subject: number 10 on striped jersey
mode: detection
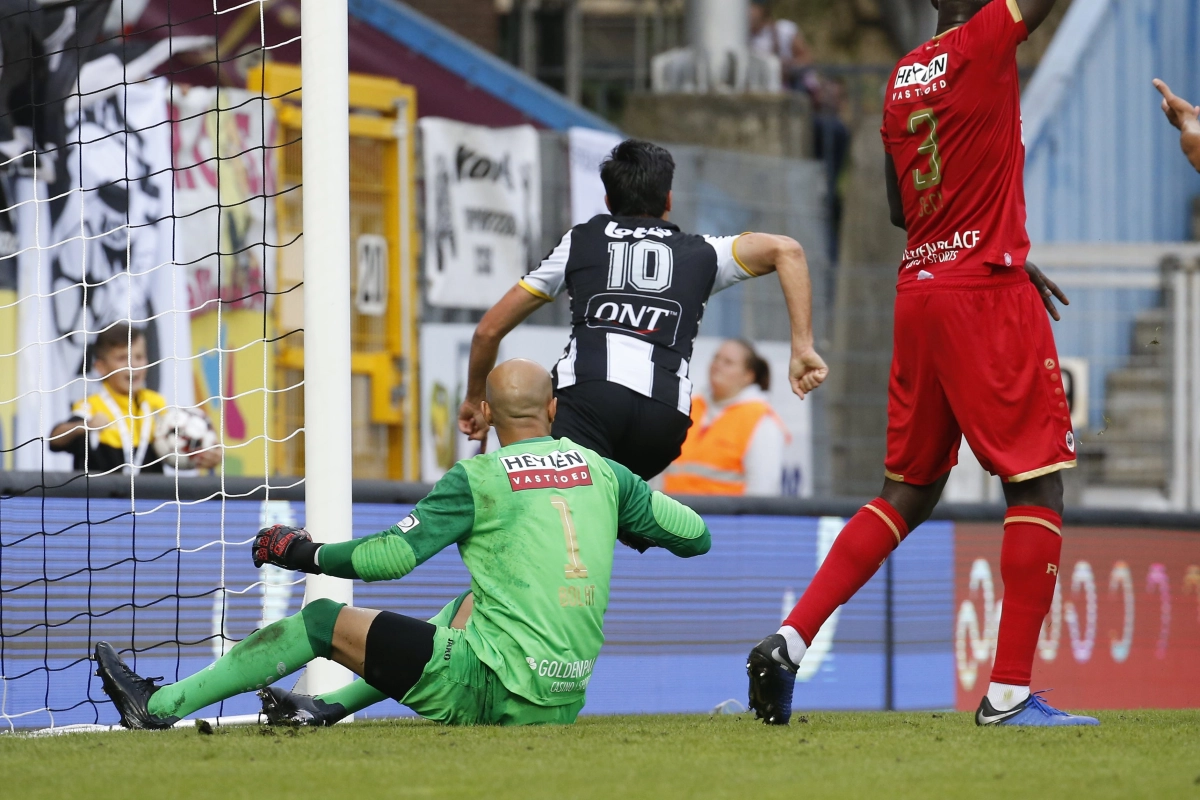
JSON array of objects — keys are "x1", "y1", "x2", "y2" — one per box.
[{"x1": 607, "y1": 240, "x2": 674, "y2": 292}]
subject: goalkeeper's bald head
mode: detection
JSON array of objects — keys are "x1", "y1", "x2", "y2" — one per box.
[{"x1": 483, "y1": 359, "x2": 557, "y2": 446}]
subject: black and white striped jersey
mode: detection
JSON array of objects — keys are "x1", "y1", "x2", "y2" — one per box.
[{"x1": 519, "y1": 214, "x2": 755, "y2": 416}]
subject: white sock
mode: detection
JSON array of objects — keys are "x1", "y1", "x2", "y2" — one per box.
[
  {"x1": 986, "y1": 682, "x2": 1030, "y2": 711},
  {"x1": 776, "y1": 625, "x2": 807, "y2": 667}
]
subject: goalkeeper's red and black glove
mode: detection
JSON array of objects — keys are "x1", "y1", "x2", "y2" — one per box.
[{"x1": 252, "y1": 524, "x2": 322, "y2": 573}]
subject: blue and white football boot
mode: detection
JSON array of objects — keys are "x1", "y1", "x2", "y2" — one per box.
[
  {"x1": 746, "y1": 633, "x2": 797, "y2": 725},
  {"x1": 975, "y1": 690, "x2": 1099, "y2": 727}
]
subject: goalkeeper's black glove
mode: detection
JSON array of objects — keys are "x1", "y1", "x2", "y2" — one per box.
[
  {"x1": 617, "y1": 530, "x2": 657, "y2": 554},
  {"x1": 252, "y1": 524, "x2": 322, "y2": 573}
]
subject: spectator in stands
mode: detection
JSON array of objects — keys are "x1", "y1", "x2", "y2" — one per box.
[
  {"x1": 749, "y1": 0, "x2": 816, "y2": 94},
  {"x1": 1154, "y1": 79, "x2": 1200, "y2": 172},
  {"x1": 749, "y1": 0, "x2": 848, "y2": 262},
  {"x1": 48, "y1": 323, "x2": 219, "y2": 474},
  {"x1": 664, "y1": 340, "x2": 788, "y2": 497}
]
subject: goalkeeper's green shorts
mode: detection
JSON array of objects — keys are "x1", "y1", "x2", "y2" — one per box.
[{"x1": 400, "y1": 593, "x2": 584, "y2": 727}]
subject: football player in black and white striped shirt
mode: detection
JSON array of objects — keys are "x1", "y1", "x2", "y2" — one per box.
[{"x1": 459, "y1": 139, "x2": 828, "y2": 480}]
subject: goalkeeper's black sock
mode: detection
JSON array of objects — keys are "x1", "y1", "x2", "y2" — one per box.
[{"x1": 147, "y1": 599, "x2": 344, "y2": 719}]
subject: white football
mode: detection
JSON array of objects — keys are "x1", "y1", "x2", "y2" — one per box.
[{"x1": 153, "y1": 407, "x2": 218, "y2": 470}]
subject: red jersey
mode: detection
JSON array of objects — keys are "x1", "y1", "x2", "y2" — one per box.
[{"x1": 881, "y1": 0, "x2": 1030, "y2": 289}]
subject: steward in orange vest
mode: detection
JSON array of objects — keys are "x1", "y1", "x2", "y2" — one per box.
[{"x1": 664, "y1": 388, "x2": 788, "y2": 495}]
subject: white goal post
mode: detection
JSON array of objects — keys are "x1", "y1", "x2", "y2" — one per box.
[{"x1": 299, "y1": 0, "x2": 355, "y2": 696}]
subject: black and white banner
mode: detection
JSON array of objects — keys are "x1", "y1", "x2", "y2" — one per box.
[
  {"x1": 419, "y1": 118, "x2": 540, "y2": 309},
  {"x1": 14, "y1": 78, "x2": 192, "y2": 471}
]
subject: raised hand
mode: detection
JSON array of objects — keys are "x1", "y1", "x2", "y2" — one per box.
[
  {"x1": 789, "y1": 347, "x2": 829, "y2": 400},
  {"x1": 457, "y1": 399, "x2": 488, "y2": 443},
  {"x1": 1154, "y1": 79, "x2": 1200, "y2": 172},
  {"x1": 1154, "y1": 79, "x2": 1200, "y2": 132}
]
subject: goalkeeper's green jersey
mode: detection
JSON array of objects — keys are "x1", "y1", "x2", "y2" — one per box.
[{"x1": 317, "y1": 436, "x2": 710, "y2": 707}]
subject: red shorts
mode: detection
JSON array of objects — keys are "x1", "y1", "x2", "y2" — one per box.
[{"x1": 885, "y1": 274, "x2": 1077, "y2": 485}]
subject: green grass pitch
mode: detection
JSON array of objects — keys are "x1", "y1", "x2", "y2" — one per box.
[{"x1": 4, "y1": 711, "x2": 1198, "y2": 799}]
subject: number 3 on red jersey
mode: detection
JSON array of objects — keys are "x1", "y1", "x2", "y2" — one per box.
[{"x1": 907, "y1": 108, "x2": 942, "y2": 190}]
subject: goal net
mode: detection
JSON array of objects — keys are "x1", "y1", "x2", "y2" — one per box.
[{"x1": 0, "y1": 0, "x2": 307, "y2": 730}]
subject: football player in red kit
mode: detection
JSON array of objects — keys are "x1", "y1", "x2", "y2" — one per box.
[{"x1": 747, "y1": 0, "x2": 1099, "y2": 727}]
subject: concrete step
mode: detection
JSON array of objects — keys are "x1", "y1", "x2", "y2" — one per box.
[
  {"x1": 1131, "y1": 308, "x2": 1170, "y2": 367},
  {"x1": 1106, "y1": 366, "x2": 1169, "y2": 392},
  {"x1": 1097, "y1": 440, "x2": 1170, "y2": 488},
  {"x1": 1103, "y1": 396, "x2": 1168, "y2": 435},
  {"x1": 1082, "y1": 308, "x2": 1172, "y2": 490},
  {"x1": 1102, "y1": 367, "x2": 1170, "y2": 435}
]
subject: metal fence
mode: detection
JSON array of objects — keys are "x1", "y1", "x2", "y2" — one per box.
[{"x1": 834, "y1": 243, "x2": 1200, "y2": 513}]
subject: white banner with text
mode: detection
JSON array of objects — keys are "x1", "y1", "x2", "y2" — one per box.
[{"x1": 420, "y1": 118, "x2": 541, "y2": 309}]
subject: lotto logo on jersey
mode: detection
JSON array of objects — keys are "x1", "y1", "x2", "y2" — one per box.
[
  {"x1": 501, "y1": 449, "x2": 594, "y2": 491},
  {"x1": 604, "y1": 221, "x2": 673, "y2": 240},
  {"x1": 894, "y1": 54, "x2": 949, "y2": 88}
]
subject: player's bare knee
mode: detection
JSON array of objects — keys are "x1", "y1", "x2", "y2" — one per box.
[
  {"x1": 331, "y1": 606, "x2": 381, "y2": 675},
  {"x1": 1003, "y1": 472, "x2": 1064, "y2": 516},
  {"x1": 880, "y1": 476, "x2": 945, "y2": 530}
]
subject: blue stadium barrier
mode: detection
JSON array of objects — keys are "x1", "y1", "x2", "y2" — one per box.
[{"x1": 3, "y1": 473, "x2": 1197, "y2": 727}]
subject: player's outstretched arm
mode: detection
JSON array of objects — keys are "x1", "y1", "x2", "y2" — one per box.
[
  {"x1": 459, "y1": 284, "x2": 548, "y2": 442},
  {"x1": 1015, "y1": 0, "x2": 1059, "y2": 34},
  {"x1": 608, "y1": 458, "x2": 711, "y2": 557},
  {"x1": 1154, "y1": 79, "x2": 1200, "y2": 173},
  {"x1": 253, "y1": 465, "x2": 476, "y2": 581},
  {"x1": 732, "y1": 233, "x2": 828, "y2": 399}
]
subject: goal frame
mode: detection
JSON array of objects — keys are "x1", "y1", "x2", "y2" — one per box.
[{"x1": 298, "y1": 0, "x2": 354, "y2": 697}]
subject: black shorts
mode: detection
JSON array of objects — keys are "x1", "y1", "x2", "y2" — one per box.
[{"x1": 551, "y1": 381, "x2": 692, "y2": 480}]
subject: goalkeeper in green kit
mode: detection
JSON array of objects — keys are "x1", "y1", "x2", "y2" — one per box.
[{"x1": 94, "y1": 359, "x2": 711, "y2": 728}]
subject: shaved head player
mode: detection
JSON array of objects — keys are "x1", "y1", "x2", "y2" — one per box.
[
  {"x1": 747, "y1": 0, "x2": 1099, "y2": 727},
  {"x1": 95, "y1": 360, "x2": 710, "y2": 729}
]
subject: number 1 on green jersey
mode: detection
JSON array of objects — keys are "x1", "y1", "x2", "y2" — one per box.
[{"x1": 551, "y1": 497, "x2": 589, "y2": 579}]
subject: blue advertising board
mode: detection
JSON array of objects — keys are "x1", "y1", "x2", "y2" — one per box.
[{"x1": 0, "y1": 497, "x2": 954, "y2": 729}]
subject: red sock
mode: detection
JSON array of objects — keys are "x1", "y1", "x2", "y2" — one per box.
[
  {"x1": 990, "y1": 505, "x2": 1063, "y2": 686},
  {"x1": 783, "y1": 499, "x2": 909, "y2": 645}
]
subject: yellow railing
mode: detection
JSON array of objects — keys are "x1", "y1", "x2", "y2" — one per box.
[{"x1": 250, "y1": 63, "x2": 419, "y2": 480}]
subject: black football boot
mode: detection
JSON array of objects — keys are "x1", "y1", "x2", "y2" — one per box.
[
  {"x1": 746, "y1": 633, "x2": 798, "y2": 725},
  {"x1": 93, "y1": 641, "x2": 179, "y2": 730},
  {"x1": 259, "y1": 686, "x2": 349, "y2": 727}
]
